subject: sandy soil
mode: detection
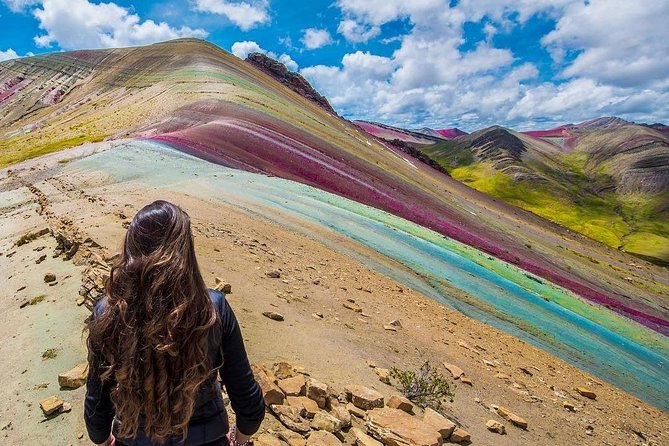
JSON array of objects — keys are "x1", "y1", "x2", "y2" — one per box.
[{"x1": 0, "y1": 144, "x2": 667, "y2": 446}]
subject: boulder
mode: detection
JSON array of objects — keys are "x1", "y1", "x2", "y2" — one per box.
[
  {"x1": 449, "y1": 427, "x2": 470, "y2": 443},
  {"x1": 251, "y1": 364, "x2": 285, "y2": 406},
  {"x1": 366, "y1": 407, "x2": 442, "y2": 446},
  {"x1": 486, "y1": 419, "x2": 505, "y2": 434},
  {"x1": 270, "y1": 404, "x2": 311, "y2": 433},
  {"x1": 40, "y1": 396, "x2": 64, "y2": 415},
  {"x1": 306, "y1": 431, "x2": 342, "y2": 446},
  {"x1": 351, "y1": 427, "x2": 383, "y2": 446},
  {"x1": 344, "y1": 385, "x2": 384, "y2": 410},
  {"x1": 279, "y1": 375, "x2": 306, "y2": 396},
  {"x1": 496, "y1": 406, "x2": 528, "y2": 429},
  {"x1": 306, "y1": 378, "x2": 329, "y2": 409},
  {"x1": 387, "y1": 395, "x2": 414, "y2": 414},
  {"x1": 44, "y1": 273, "x2": 56, "y2": 283},
  {"x1": 423, "y1": 407, "x2": 456, "y2": 439},
  {"x1": 310, "y1": 411, "x2": 342, "y2": 433},
  {"x1": 58, "y1": 363, "x2": 88, "y2": 389},
  {"x1": 287, "y1": 396, "x2": 319, "y2": 418},
  {"x1": 576, "y1": 388, "x2": 597, "y2": 399}
]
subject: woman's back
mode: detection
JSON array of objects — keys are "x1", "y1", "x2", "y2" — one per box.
[{"x1": 85, "y1": 201, "x2": 264, "y2": 446}]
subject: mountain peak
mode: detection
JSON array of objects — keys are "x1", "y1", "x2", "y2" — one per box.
[{"x1": 245, "y1": 52, "x2": 335, "y2": 114}]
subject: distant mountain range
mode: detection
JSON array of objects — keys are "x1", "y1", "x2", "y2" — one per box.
[{"x1": 355, "y1": 117, "x2": 669, "y2": 266}]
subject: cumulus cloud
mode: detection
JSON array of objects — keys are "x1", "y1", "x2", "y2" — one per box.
[
  {"x1": 2, "y1": 0, "x2": 38, "y2": 12},
  {"x1": 193, "y1": 0, "x2": 269, "y2": 31},
  {"x1": 337, "y1": 19, "x2": 380, "y2": 43},
  {"x1": 231, "y1": 40, "x2": 298, "y2": 71},
  {"x1": 0, "y1": 48, "x2": 20, "y2": 61},
  {"x1": 542, "y1": 0, "x2": 669, "y2": 89},
  {"x1": 298, "y1": 0, "x2": 669, "y2": 130},
  {"x1": 301, "y1": 28, "x2": 333, "y2": 50},
  {"x1": 30, "y1": 0, "x2": 207, "y2": 50}
]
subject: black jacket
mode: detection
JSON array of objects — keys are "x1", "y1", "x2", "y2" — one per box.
[{"x1": 84, "y1": 290, "x2": 265, "y2": 445}]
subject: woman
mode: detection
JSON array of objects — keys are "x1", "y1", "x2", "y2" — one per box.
[{"x1": 85, "y1": 200, "x2": 265, "y2": 446}]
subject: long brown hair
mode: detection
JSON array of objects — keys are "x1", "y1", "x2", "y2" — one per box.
[{"x1": 88, "y1": 200, "x2": 217, "y2": 442}]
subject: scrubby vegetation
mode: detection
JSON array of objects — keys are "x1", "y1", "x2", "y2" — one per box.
[{"x1": 390, "y1": 361, "x2": 454, "y2": 411}]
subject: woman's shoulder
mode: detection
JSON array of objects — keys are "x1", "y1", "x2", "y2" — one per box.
[
  {"x1": 92, "y1": 297, "x2": 109, "y2": 319},
  {"x1": 207, "y1": 288, "x2": 229, "y2": 316}
]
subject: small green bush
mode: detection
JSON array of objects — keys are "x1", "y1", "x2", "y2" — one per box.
[
  {"x1": 30, "y1": 295, "x2": 46, "y2": 305},
  {"x1": 390, "y1": 361, "x2": 454, "y2": 411},
  {"x1": 42, "y1": 348, "x2": 59, "y2": 360}
]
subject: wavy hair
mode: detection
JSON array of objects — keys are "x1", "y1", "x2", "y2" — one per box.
[{"x1": 88, "y1": 200, "x2": 217, "y2": 443}]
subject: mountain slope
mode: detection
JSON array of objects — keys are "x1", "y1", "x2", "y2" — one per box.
[
  {"x1": 418, "y1": 122, "x2": 669, "y2": 265},
  {"x1": 1, "y1": 39, "x2": 667, "y2": 337}
]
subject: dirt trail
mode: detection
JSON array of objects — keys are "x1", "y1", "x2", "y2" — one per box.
[{"x1": 0, "y1": 146, "x2": 667, "y2": 446}]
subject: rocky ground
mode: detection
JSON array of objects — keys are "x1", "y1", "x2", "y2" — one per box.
[{"x1": 0, "y1": 144, "x2": 667, "y2": 445}]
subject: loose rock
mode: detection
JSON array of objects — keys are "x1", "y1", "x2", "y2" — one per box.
[
  {"x1": 449, "y1": 427, "x2": 471, "y2": 444},
  {"x1": 387, "y1": 395, "x2": 414, "y2": 414},
  {"x1": 443, "y1": 362, "x2": 464, "y2": 379},
  {"x1": 270, "y1": 404, "x2": 311, "y2": 433},
  {"x1": 278, "y1": 375, "x2": 306, "y2": 396},
  {"x1": 375, "y1": 367, "x2": 391, "y2": 385},
  {"x1": 44, "y1": 272, "x2": 56, "y2": 283},
  {"x1": 344, "y1": 385, "x2": 384, "y2": 410},
  {"x1": 366, "y1": 407, "x2": 441, "y2": 446},
  {"x1": 351, "y1": 427, "x2": 383, "y2": 446},
  {"x1": 496, "y1": 406, "x2": 528, "y2": 429},
  {"x1": 263, "y1": 311, "x2": 284, "y2": 321},
  {"x1": 251, "y1": 364, "x2": 285, "y2": 406},
  {"x1": 423, "y1": 407, "x2": 456, "y2": 439},
  {"x1": 343, "y1": 302, "x2": 362, "y2": 312},
  {"x1": 287, "y1": 396, "x2": 319, "y2": 418},
  {"x1": 347, "y1": 402, "x2": 366, "y2": 419},
  {"x1": 306, "y1": 378, "x2": 329, "y2": 409},
  {"x1": 278, "y1": 430, "x2": 306, "y2": 446},
  {"x1": 58, "y1": 363, "x2": 88, "y2": 389},
  {"x1": 266, "y1": 270, "x2": 281, "y2": 278},
  {"x1": 310, "y1": 411, "x2": 342, "y2": 433},
  {"x1": 486, "y1": 419, "x2": 506, "y2": 434},
  {"x1": 40, "y1": 395, "x2": 64, "y2": 415},
  {"x1": 306, "y1": 431, "x2": 341, "y2": 446},
  {"x1": 330, "y1": 405, "x2": 351, "y2": 429},
  {"x1": 255, "y1": 434, "x2": 282, "y2": 446},
  {"x1": 576, "y1": 387, "x2": 597, "y2": 399}
]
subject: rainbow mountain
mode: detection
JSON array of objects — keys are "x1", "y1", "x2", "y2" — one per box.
[{"x1": 1, "y1": 39, "x2": 667, "y2": 409}]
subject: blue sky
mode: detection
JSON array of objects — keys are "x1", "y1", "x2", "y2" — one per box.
[{"x1": 1, "y1": 0, "x2": 668, "y2": 131}]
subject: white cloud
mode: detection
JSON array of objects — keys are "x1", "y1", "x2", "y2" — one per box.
[
  {"x1": 31, "y1": 0, "x2": 207, "y2": 50},
  {"x1": 0, "y1": 48, "x2": 19, "y2": 61},
  {"x1": 2, "y1": 0, "x2": 38, "y2": 12},
  {"x1": 193, "y1": 0, "x2": 269, "y2": 31},
  {"x1": 337, "y1": 19, "x2": 380, "y2": 43},
  {"x1": 231, "y1": 40, "x2": 298, "y2": 71},
  {"x1": 299, "y1": 0, "x2": 669, "y2": 130},
  {"x1": 301, "y1": 28, "x2": 333, "y2": 50},
  {"x1": 542, "y1": 0, "x2": 669, "y2": 88}
]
